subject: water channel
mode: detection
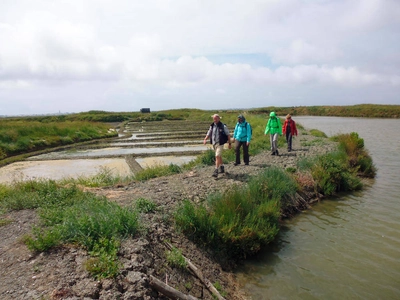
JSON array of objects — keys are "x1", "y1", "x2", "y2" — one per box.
[{"x1": 236, "y1": 117, "x2": 400, "y2": 300}]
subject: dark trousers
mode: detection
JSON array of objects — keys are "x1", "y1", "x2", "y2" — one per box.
[
  {"x1": 286, "y1": 132, "x2": 293, "y2": 150},
  {"x1": 235, "y1": 140, "x2": 249, "y2": 164}
]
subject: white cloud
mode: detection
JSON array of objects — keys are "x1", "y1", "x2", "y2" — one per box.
[
  {"x1": 272, "y1": 39, "x2": 342, "y2": 65},
  {"x1": 0, "y1": 0, "x2": 399, "y2": 115}
]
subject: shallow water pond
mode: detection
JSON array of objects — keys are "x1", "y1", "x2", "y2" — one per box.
[{"x1": 0, "y1": 158, "x2": 132, "y2": 183}]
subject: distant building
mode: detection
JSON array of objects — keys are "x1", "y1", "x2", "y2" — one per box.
[{"x1": 140, "y1": 108, "x2": 151, "y2": 113}]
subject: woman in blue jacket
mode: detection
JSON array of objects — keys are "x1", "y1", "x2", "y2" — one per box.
[{"x1": 232, "y1": 114, "x2": 252, "y2": 165}]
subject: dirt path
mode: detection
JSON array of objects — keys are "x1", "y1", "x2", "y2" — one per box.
[{"x1": 0, "y1": 132, "x2": 335, "y2": 299}]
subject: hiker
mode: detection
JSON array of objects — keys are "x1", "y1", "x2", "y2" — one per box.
[
  {"x1": 264, "y1": 111, "x2": 282, "y2": 156},
  {"x1": 283, "y1": 114, "x2": 298, "y2": 152},
  {"x1": 232, "y1": 114, "x2": 252, "y2": 165},
  {"x1": 203, "y1": 114, "x2": 231, "y2": 177}
]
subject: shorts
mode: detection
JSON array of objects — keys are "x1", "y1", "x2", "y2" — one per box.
[{"x1": 213, "y1": 144, "x2": 224, "y2": 157}]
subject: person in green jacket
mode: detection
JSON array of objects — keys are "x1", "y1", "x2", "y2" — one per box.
[{"x1": 264, "y1": 111, "x2": 282, "y2": 155}]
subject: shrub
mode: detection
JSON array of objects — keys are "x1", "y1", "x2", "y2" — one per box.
[
  {"x1": 293, "y1": 171, "x2": 315, "y2": 191},
  {"x1": 175, "y1": 168, "x2": 294, "y2": 259},
  {"x1": 247, "y1": 167, "x2": 297, "y2": 208},
  {"x1": 310, "y1": 152, "x2": 362, "y2": 196},
  {"x1": 333, "y1": 132, "x2": 377, "y2": 178}
]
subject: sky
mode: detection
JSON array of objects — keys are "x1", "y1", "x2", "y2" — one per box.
[{"x1": 0, "y1": 0, "x2": 399, "y2": 116}]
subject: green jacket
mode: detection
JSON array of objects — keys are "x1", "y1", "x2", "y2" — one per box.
[{"x1": 264, "y1": 112, "x2": 282, "y2": 135}]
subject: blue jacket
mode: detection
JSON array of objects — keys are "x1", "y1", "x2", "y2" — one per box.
[{"x1": 233, "y1": 121, "x2": 252, "y2": 143}]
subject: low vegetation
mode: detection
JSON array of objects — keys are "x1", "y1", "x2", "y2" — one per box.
[
  {"x1": 134, "y1": 163, "x2": 182, "y2": 181},
  {"x1": 1, "y1": 180, "x2": 139, "y2": 278},
  {"x1": 174, "y1": 132, "x2": 373, "y2": 259},
  {"x1": 60, "y1": 167, "x2": 135, "y2": 187},
  {"x1": 249, "y1": 104, "x2": 400, "y2": 118},
  {"x1": 0, "y1": 119, "x2": 117, "y2": 164},
  {"x1": 166, "y1": 246, "x2": 187, "y2": 269}
]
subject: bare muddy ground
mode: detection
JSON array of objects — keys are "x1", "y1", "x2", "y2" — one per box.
[{"x1": 0, "y1": 132, "x2": 336, "y2": 300}]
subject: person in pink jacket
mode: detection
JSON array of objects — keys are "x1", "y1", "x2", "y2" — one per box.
[{"x1": 282, "y1": 114, "x2": 298, "y2": 152}]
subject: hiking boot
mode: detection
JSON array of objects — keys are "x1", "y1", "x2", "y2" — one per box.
[
  {"x1": 233, "y1": 162, "x2": 240, "y2": 166},
  {"x1": 212, "y1": 169, "x2": 218, "y2": 177},
  {"x1": 219, "y1": 165, "x2": 225, "y2": 173},
  {"x1": 245, "y1": 163, "x2": 249, "y2": 165},
  {"x1": 275, "y1": 150, "x2": 279, "y2": 156}
]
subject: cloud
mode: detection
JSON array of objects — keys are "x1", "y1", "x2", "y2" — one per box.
[
  {"x1": 0, "y1": 0, "x2": 399, "y2": 115},
  {"x1": 271, "y1": 39, "x2": 342, "y2": 65}
]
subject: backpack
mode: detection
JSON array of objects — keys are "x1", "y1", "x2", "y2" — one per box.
[
  {"x1": 245, "y1": 122, "x2": 252, "y2": 136},
  {"x1": 210, "y1": 122, "x2": 228, "y2": 145}
]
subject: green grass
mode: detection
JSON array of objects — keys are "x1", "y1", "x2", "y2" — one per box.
[
  {"x1": 135, "y1": 198, "x2": 158, "y2": 213},
  {"x1": 0, "y1": 119, "x2": 117, "y2": 161},
  {"x1": 174, "y1": 167, "x2": 291, "y2": 259},
  {"x1": 0, "y1": 179, "x2": 138, "y2": 279},
  {"x1": 0, "y1": 218, "x2": 12, "y2": 227},
  {"x1": 166, "y1": 246, "x2": 187, "y2": 269},
  {"x1": 134, "y1": 163, "x2": 182, "y2": 181},
  {"x1": 60, "y1": 167, "x2": 135, "y2": 187},
  {"x1": 310, "y1": 129, "x2": 328, "y2": 138}
]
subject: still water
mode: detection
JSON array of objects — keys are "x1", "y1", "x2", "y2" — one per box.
[{"x1": 237, "y1": 117, "x2": 400, "y2": 300}]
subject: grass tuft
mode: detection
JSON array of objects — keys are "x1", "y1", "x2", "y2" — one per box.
[
  {"x1": 166, "y1": 246, "x2": 187, "y2": 269},
  {"x1": 134, "y1": 163, "x2": 182, "y2": 181}
]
